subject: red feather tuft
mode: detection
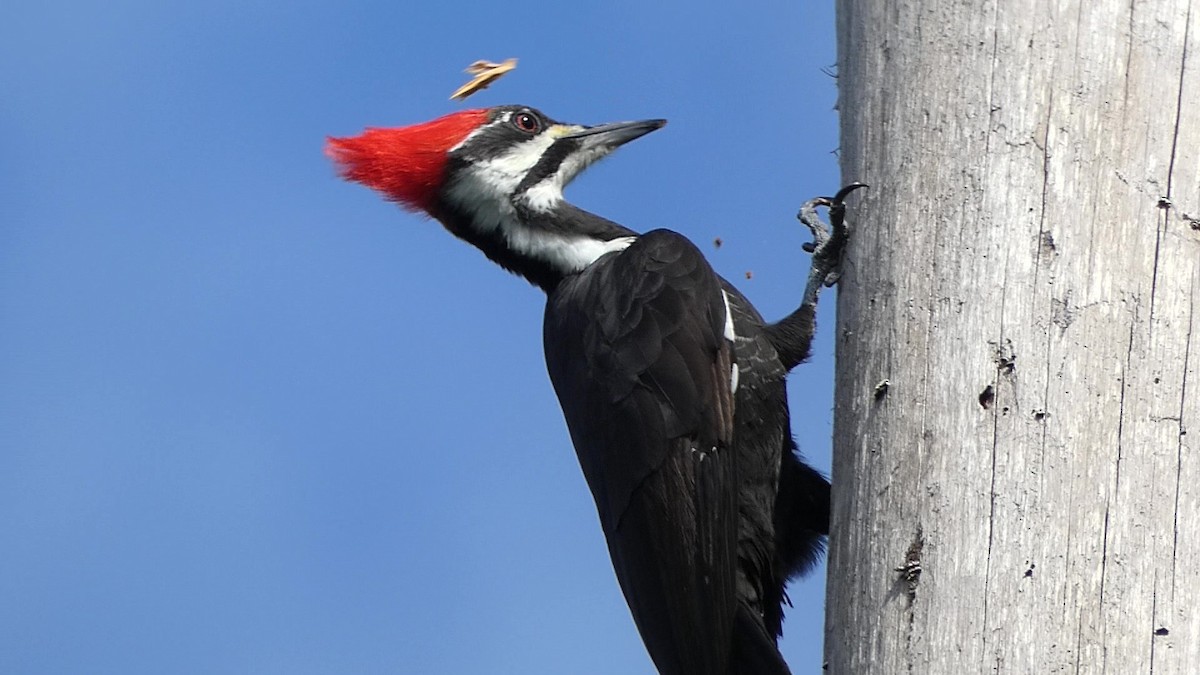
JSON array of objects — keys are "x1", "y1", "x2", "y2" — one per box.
[{"x1": 325, "y1": 109, "x2": 489, "y2": 213}]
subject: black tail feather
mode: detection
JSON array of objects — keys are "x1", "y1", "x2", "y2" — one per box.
[
  {"x1": 730, "y1": 602, "x2": 792, "y2": 675},
  {"x1": 763, "y1": 441, "x2": 830, "y2": 636}
]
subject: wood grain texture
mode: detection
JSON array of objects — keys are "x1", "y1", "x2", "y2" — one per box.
[{"x1": 828, "y1": 1, "x2": 1199, "y2": 672}]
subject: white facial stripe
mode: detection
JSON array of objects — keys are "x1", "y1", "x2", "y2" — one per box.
[
  {"x1": 442, "y1": 118, "x2": 636, "y2": 276},
  {"x1": 505, "y1": 232, "x2": 637, "y2": 273},
  {"x1": 444, "y1": 164, "x2": 637, "y2": 275},
  {"x1": 449, "y1": 114, "x2": 504, "y2": 153},
  {"x1": 443, "y1": 133, "x2": 558, "y2": 225},
  {"x1": 471, "y1": 134, "x2": 559, "y2": 196},
  {"x1": 520, "y1": 181, "x2": 563, "y2": 213}
]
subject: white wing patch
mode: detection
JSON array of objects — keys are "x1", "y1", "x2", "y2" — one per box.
[
  {"x1": 721, "y1": 290, "x2": 739, "y2": 394},
  {"x1": 721, "y1": 290, "x2": 736, "y2": 341}
]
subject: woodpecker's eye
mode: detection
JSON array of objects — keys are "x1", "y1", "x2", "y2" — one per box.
[{"x1": 512, "y1": 111, "x2": 540, "y2": 134}]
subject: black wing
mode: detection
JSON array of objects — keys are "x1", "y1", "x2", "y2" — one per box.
[{"x1": 544, "y1": 229, "x2": 738, "y2": 675}]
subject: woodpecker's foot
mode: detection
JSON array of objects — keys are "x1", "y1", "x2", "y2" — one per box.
[{"x1": 799, "y1": 182, "x2": 868, "y2": 306}]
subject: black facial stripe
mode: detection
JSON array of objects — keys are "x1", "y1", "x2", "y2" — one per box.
[{"x1": 514, "y1": 138, "x2": 577, "y2": 196}]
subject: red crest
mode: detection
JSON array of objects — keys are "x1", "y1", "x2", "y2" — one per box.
[{"x1": 326, "y1": 109, "x2": 489, "y2": 212}]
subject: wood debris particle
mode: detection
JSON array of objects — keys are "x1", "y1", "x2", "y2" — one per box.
[{"x1": 450, "y1": 58, "x2": 518, "y2": 100}]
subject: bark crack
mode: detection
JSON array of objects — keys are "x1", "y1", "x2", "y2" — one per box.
[
  {"x1": 1152, "y1": 0, "x2": 1192, "y2": 328},
  {"x1": 1036, "y1": 93, "x2": 1056, "y2": 498},
  {"x1": 1165, "y1": 0, "x2": 1192, "y2": 201},
  {"x1": 1098, "y1": 288, "x2": 1136, "y2": 670},
  {"x1": 1149, "y1": 572, "x2": 1159, "y2": 673},
  {"x1": 1033, "y1": 97, "x2": 1054, "y2": 289},
  {"x1": 981, "y1": 233, "x2": 1010, "y2": 660},
  {"x1": 1171, "y1": 272, "x2": 1195, "y2": 602},
  {"x1": 1098, "y1": 508, "x2": 1112, "y2": 672},
  {"x1": 1039, "y1": 295, "x2": 1054, "y2": 486},
  {"x1": 1121, "y1": 0, "x2": 1136, "y2": 111},
  {"x1": 1115, "y1": 310, "x2": 1138, "y2": 502},
  {"x1": 983, "y1": 0, "x2": 1001, "y2": 158}
]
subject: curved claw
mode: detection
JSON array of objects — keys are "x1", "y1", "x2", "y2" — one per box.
[
  {"x1": 797, "y1": 183, "x2": 867, "y2": 253},
  {"x1": 796, "y1": 181, "x2": 868, "y2": 306},
  {"x1": 833, "y1": 181, "x2": 869, "y2": 204}
]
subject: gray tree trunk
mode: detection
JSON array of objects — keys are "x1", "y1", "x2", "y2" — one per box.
[{"x1": 826, "y1": 1, "x2": 1200, "y2": 672}]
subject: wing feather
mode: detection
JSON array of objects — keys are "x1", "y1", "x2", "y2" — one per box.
[{"x1": 544, "y1": 229, "x2": 737, "y2": 675}]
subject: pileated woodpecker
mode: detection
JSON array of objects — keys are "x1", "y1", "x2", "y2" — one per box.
[{"x1": 326, "y1": 105, "x2": 863, "y2": 675}]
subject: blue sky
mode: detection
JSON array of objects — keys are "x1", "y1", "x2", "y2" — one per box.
[{"x1": 1, "y1": 2, "x2": 841, "y2": 672}]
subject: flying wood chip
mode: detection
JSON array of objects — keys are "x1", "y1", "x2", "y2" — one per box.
[{"x1": 450, "y1": 58, "x2": 518, "y2": 100}]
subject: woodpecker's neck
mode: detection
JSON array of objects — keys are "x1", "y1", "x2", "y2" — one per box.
[{"x1": 434, "y1": 190, "x2": 638, "y2": 293}]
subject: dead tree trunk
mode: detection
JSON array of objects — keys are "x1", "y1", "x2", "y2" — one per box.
[{"x1": 826, "y1": 1, "x2": 1200, "y2": 672}]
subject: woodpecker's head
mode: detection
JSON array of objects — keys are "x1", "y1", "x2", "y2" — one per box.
[
  {"x1": 326, "y1": 105, "x2": 665, "y2": 218},
  {"x1": 326, "y1": 105, "x2": 665, "y2": 288}
]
